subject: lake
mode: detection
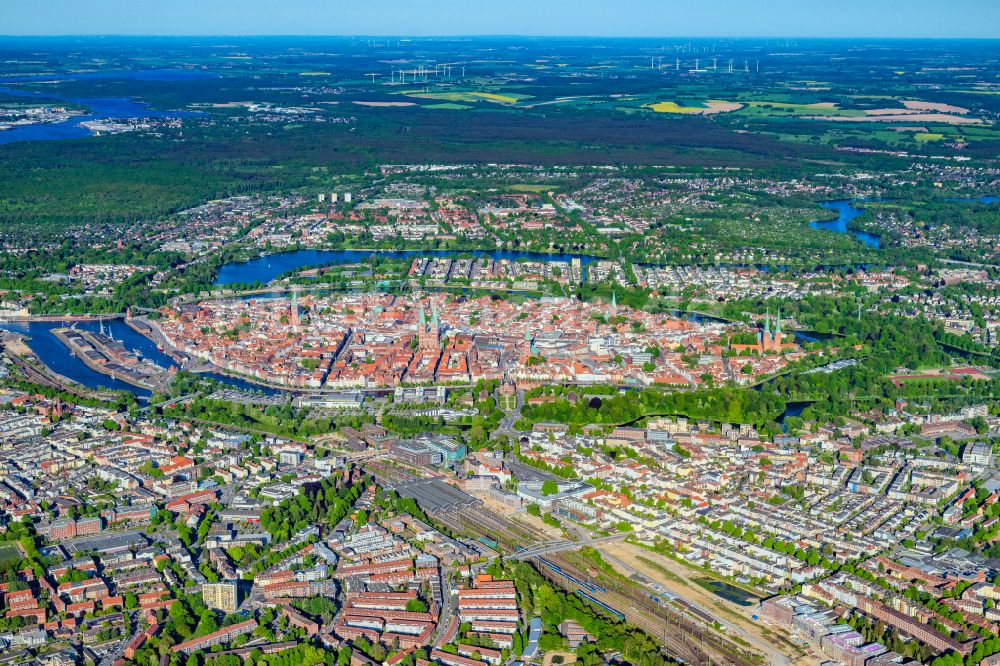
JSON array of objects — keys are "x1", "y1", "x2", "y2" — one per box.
[
  {"x1": 809, "y1": 200, "x2": 881, "y2": 249},
  {"x1": 214, "y1": 248, "x2": 603, "y2": 286},
  {"x1": 0, "y1": 69, "x2": 216, "y2": 85}
]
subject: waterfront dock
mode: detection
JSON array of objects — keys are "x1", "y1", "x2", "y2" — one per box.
[{"x1": 52, "y1": 327, "x2": 173, "y2": 391}]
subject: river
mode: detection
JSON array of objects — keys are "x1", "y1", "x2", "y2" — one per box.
[
  {"x1": 0, "y1": 69, "x2": 209, "y2": 144},
  {"x1": 809, "y1": 200, "x2": 881, "y2": 249},
  {"x1": 214, "y1": 248, "x2": 603, "y2": 286},
  {"x1": 216, "y1": 198, "x2": 883, "y2": 287},
  {"x1": 776, "y1": 401, "x2": 812, "y2": 425},
  {"x1": 0, "y1": 199, "x2": 878, "y2": 398},
  {"x1": 0, "y1": 319, "x2": 278, "y2": 398},
  {"x1": 948, "y1": 195, "x2": 999, "y2": 204},
  {"x1": 808, "y1": 196, "x2": 998, "y2": 248}
]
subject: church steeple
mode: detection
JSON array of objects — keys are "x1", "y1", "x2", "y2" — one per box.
[
  {"x1": 290, "y1": 286, "x2": 301, "y2": 328},
  {"x1": 417, "y1": 301, "x2": 440, "y2": 351}
]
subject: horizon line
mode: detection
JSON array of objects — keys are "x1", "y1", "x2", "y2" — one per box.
[{"x1": 1, "y1": 33, "x2": 999, "y2": 40}]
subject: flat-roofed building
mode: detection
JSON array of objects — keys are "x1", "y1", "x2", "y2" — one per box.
[{"x1": 202, "y1": 582, "x2": 238, "y2": 613}]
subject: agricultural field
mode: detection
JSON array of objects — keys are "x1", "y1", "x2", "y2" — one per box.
[
  {"x1": 1, "y1": 36, "x2": 999, "y2": 229},
  {"x1": 644, "y1": 100, "x2": 743, "y2": 114},
  {"x1": 398, "y1": 89, "x2": 530, "y2": 105}
]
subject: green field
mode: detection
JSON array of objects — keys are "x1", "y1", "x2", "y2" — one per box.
[
  {"x1": 399, "y1": 90, "x2": 530, "y2": 104},
  {"x1": 423, "y1": 102, "x2": 473, "y2": 110},
  {"x1": 0, "y1": 543, "x2": 21, "y2": 565}
]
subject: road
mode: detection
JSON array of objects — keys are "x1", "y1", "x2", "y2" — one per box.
[
  {"x1": 423, "y1": 498, "x2": 758, "y2": 666},
  {"x1": 600, "y1": 549, "x2": 793, "y2": 666},
  {"x1": 138, "y1": 392, "x2": 199, "y2": 413},
  {"x1": 539, "y1": 553, "x2": 748, "y2": 666},
  {"x1": 98, "y1": 611, "x2": 141, "y2": 666},
  {"x1": 561, "y1": 519, "x2": 800, "y2": 665},
  {"x1": 493, "y1": 387, "x2": 524, "y2": 438},
  {"x1": 432, "y1": 567, "x2": 456, "y2": 646}
]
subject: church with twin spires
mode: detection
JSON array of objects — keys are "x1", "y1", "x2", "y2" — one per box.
[
  {"x1": 417, "y1": 304, "x2": 441, "y2": 350},
  {"x1": 759, "y1": 309, "x2": 785, "y2": 353}
]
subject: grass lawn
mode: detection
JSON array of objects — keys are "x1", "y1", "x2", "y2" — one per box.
[
  {"x1": 508, "y1": 184, "x2": 552, "y2": 193},
  {"x1": 0, "y1": 543, "x2": 21, "y2": 565}
]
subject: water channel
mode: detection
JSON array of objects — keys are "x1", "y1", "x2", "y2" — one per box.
[
  {"x1": 0, "y1": 69, "x2": 209, "y2": 144},
  {"x1": 808, "y1": 199, "x2": 880, "y2": 249},
  {"x1": 0, "y1": 198, "x2": 961, "y2": 396},
  {"x1": 0, "y1": 319, "x2": 278, "y2": 398}
]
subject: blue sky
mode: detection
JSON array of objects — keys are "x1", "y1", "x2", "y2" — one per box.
[{"x1": 2, "y1": 0, "x2": 998, "y2": 38}]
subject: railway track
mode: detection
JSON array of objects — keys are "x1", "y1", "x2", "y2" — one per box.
[
  {"x1": 8, "y1": 351, "x2": 119, "y2": 402},
  {"x1": 432, "y1": 505, "x2": 539, "y2": 549},
  {"x1": 363, "y1": 468, "x2": 761, "y2": 665},
  {"x1": 425, "y1": 500, "x2": 759, "y2": 666},
  {"x1": 365, "y1": 461, "x2": 416, "y2": 486},
  {"x1": 546, "y1": 554, "x2": 760, "y2": 666}
]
